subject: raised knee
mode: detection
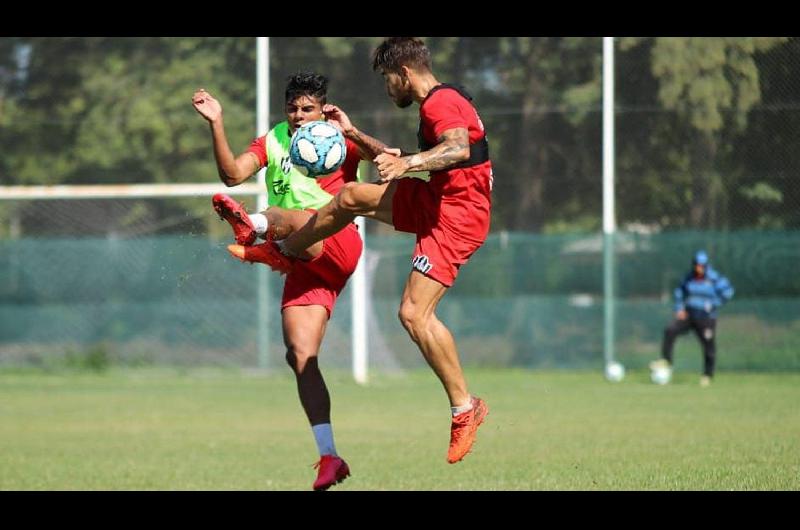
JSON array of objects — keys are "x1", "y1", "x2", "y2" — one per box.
[{"x1": 336, "y1": 182, "x2": 361, "y2": 212}]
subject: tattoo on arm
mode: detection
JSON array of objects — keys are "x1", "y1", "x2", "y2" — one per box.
[
  {"x1": 347, "y1": 128, "x2": 389, "y2": 160},
  {"x1": 406, "y1": 128, "x2": 470, "y2": 172}
]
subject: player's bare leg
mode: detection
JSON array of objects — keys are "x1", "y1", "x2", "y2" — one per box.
[
  {"x1": 281, "y1": 181, "x2": 396, "y2": 256},
  {"x1": 283, "y1": 305, "x2": 330, "y2": 424},
  {"x1": 259, "y1": 207, "x2": 325, "y2": 258},
  {"x1": 255, "y1": 205, "x2": 322, "y2": 254},
  {"x1": 226, "y1": 206, "x2": 324, "y2": 273},
  {"x1": 399, "y1": 271, "x2": 469, "y2": 405},
  {"x1": 214, "y1": 193, "x2": 323, "y2": 254},
  {"x1": 283, "y1": 304, "x2": 350, "y2": 490},
  {"x1": 398, "y1": 271, "x2": 488, "y2": 463}
]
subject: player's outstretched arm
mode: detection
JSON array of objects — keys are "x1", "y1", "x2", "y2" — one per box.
[
  {"x1": 192, "y1": 88, "x2": 261, "y2": 187},
  {"x1": 323, "y1": 103, "x2": 389, "y2": 161}
]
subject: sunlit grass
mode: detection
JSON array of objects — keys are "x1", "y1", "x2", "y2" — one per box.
[{"x1": 1, "y1": 368, "x2": 798, "y2": 490}]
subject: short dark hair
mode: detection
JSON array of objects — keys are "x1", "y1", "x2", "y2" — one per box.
[
  {"x1": 372, "y1": 37, "x2": 431, "y2": 74},
  {"x1": 285, "y1": 72, "x2": 328, "y2": 104}
]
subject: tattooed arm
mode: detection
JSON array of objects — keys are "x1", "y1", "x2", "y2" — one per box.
[
  {"x1": 405, "y1": 128, "x2": 469, "y2": 172},
  {"x1": 345, "y1": 126, "x2": 392, "y2": 161},
  {"x1": 323, "y1": 103, "x2": 391, "y2": 161},
  {"x1": 374, "y1": 127, "x2": 470, "y2": 181}
]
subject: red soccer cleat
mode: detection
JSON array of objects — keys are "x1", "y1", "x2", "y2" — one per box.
[
  {"x1": 312, "y1": 455, "x2": 350, "y2": 491},
  {"x1": 447, "y1": 396, "x2": 489, "y2": 464},
  {"x1": 212, "y1": 193, "x2": 257, "y2": 246},
  {"x1": 227, "y1": 242, "x2": 294, "y2": 275}
]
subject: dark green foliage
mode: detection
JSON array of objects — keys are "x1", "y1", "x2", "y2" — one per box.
[{"x1": 2, "y1": 37, "x2": 798, "y2": 233}]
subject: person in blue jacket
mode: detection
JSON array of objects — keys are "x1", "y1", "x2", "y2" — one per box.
[{"x1": 650, "y1": 250, "x2": 735, "y2": 386}]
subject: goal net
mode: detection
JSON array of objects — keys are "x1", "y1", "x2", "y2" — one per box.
[{"x1": 0, "y1": 184, "x2": 401, "y2": 377}]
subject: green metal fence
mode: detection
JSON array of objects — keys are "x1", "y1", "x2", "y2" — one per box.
[{"x1": 2, "y1": 230, "x2": 798, "y2": 372}]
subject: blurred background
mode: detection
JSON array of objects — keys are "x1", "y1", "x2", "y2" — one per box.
[{"x1": 1, "y1": 37, "x2": 799, "y2": 374}]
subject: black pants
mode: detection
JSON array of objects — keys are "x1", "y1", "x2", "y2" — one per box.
[{"x1": 661, "y1": 317, "x2": 717, "y2": 377}]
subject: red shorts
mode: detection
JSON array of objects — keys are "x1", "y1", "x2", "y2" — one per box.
[
  {"x1": 392, "y1": 177, "x2": 490, "y2": 287},
  {"x1": 281, "y1": 222, "x2": 363, "y2": 317}
]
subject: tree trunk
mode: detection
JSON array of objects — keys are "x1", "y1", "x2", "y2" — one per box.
[
  {"x1": 690, "y1": 132, "x2": 717, "y2": 228},
  {"x1": 514, "y1": 42, "x2": 546, "y2": 231}
]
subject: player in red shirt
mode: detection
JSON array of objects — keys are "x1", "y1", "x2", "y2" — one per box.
[
  {"x1": 193, "y1": 73, "x2": 390, "y2": 490},
  {"x1": 277, "y1": 38, "x2": 492, "y2": 465}
]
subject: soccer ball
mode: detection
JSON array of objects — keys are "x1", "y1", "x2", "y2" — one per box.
[
  {"x1": 651, "y1": 366, "x2": 672, "y2": 385},
  {"x1": 289, "y1": 120, "x2": 347, "y2": 178},
  {"x1": 604, "y1": 362, "x2": 625, "y2": 382}
]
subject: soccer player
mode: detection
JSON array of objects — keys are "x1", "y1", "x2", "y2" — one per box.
[
  {"x1": 252, "y1": 37, "x2": 493, "y2": 464},
  {"x1": 192, "y1": 73, "x2": 389, "y2": 490},
  {"x1": 650, "y1": 250, "x2": 735, "y2": 387}
]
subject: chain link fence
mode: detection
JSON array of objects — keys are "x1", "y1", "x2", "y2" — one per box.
[{"x1": 1, "y1": 37, "x2": 799, "y2": 372}]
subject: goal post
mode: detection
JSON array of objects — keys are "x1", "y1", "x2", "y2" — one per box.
[
  {"x1": 0, "y1": 183, "x2": 264, "y2": 200},
  {"x1": 0, "y1": 181, "x2": 371, "y2": 380},
  {"x1": 602, "y1": 36, "x2": 618, "y2": 373}
]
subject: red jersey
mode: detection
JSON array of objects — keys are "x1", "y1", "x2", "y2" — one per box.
[
  {"x1": 392, "y1": 86, "x2": 493, "y2": 287},
  {"x1": 419, "y1": 86, "x2": 493, "y2": 203}
]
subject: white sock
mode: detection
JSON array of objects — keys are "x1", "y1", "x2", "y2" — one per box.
[
  {"x1": 451, "y1": 399, "x2": 473, "y2": 417},
  {"x1": 249, "y1": 213, "x2": 268, "y2": 236},
  {"x1": 312, "y1": 423, "x2": 337, "y2": 456}
]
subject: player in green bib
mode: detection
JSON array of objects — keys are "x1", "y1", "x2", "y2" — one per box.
[
  {"x1": 262, "y1": 121, "x2": 335, "y2": 211},
  {"x1": 192, "y1": 73, "x2": 389, "y2": 490}
]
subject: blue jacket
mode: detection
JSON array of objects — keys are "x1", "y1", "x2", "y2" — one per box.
[{"x1": 673, "y1": 266, "x2": 734, "y2": 319}]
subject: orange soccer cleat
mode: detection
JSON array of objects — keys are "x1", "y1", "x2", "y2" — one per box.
[
  {"x1": 227, "y1": 242, "x2": 294, "y2": 275},
  {"x1": 447, "y1": 396, "x2": 489, "y2": 464},
  {"x1": 212, "y1": 193, "x2": 257, "y2": 246},
  {"x1": 312, "y1": 455, "x2": 351, "y2": 491}
]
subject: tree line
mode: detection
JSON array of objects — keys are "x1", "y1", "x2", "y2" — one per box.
[{"x1": 1, "y1": 37, "x2": 798, "y2": 235}]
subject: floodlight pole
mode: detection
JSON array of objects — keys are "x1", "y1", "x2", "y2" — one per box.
[
  {"x1": 602, "y1": 36, "x2": 617, "y2": 367},
  {"x1": 352, "y1": 216, "x2": 368, "y2": 384},
  {"x1": 256, "y1": 37, "x2": 270, "y2": 369}
]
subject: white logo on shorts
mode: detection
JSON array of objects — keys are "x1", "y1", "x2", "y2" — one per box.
[
  {"x1": 412, "y1": 254, "x2": 433, "y2": 274},
  {"x1": 704, "y1": 328, "x2": 714, "y2": 340}
]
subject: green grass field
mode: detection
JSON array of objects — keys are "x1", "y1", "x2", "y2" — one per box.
[{"x1": 1, "y1": 367, "x2": 798, "y2": 490}]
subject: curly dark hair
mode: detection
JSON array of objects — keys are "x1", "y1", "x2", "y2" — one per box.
[
  {"x1": 285, "y1": 72, "x2": 328, "y2": 104},
  {"x1": 372, "y1": 37, "x2": 431, "y2": 74}
]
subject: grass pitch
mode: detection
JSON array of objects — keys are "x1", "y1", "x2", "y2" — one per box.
[{"x1": 1, "y1": 367, "x2": 798, "y2": 490}]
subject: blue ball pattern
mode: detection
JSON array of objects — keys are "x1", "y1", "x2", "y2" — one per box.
[{"x1": 289, "y1": 121, "x2": 347, "y2": 178}]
